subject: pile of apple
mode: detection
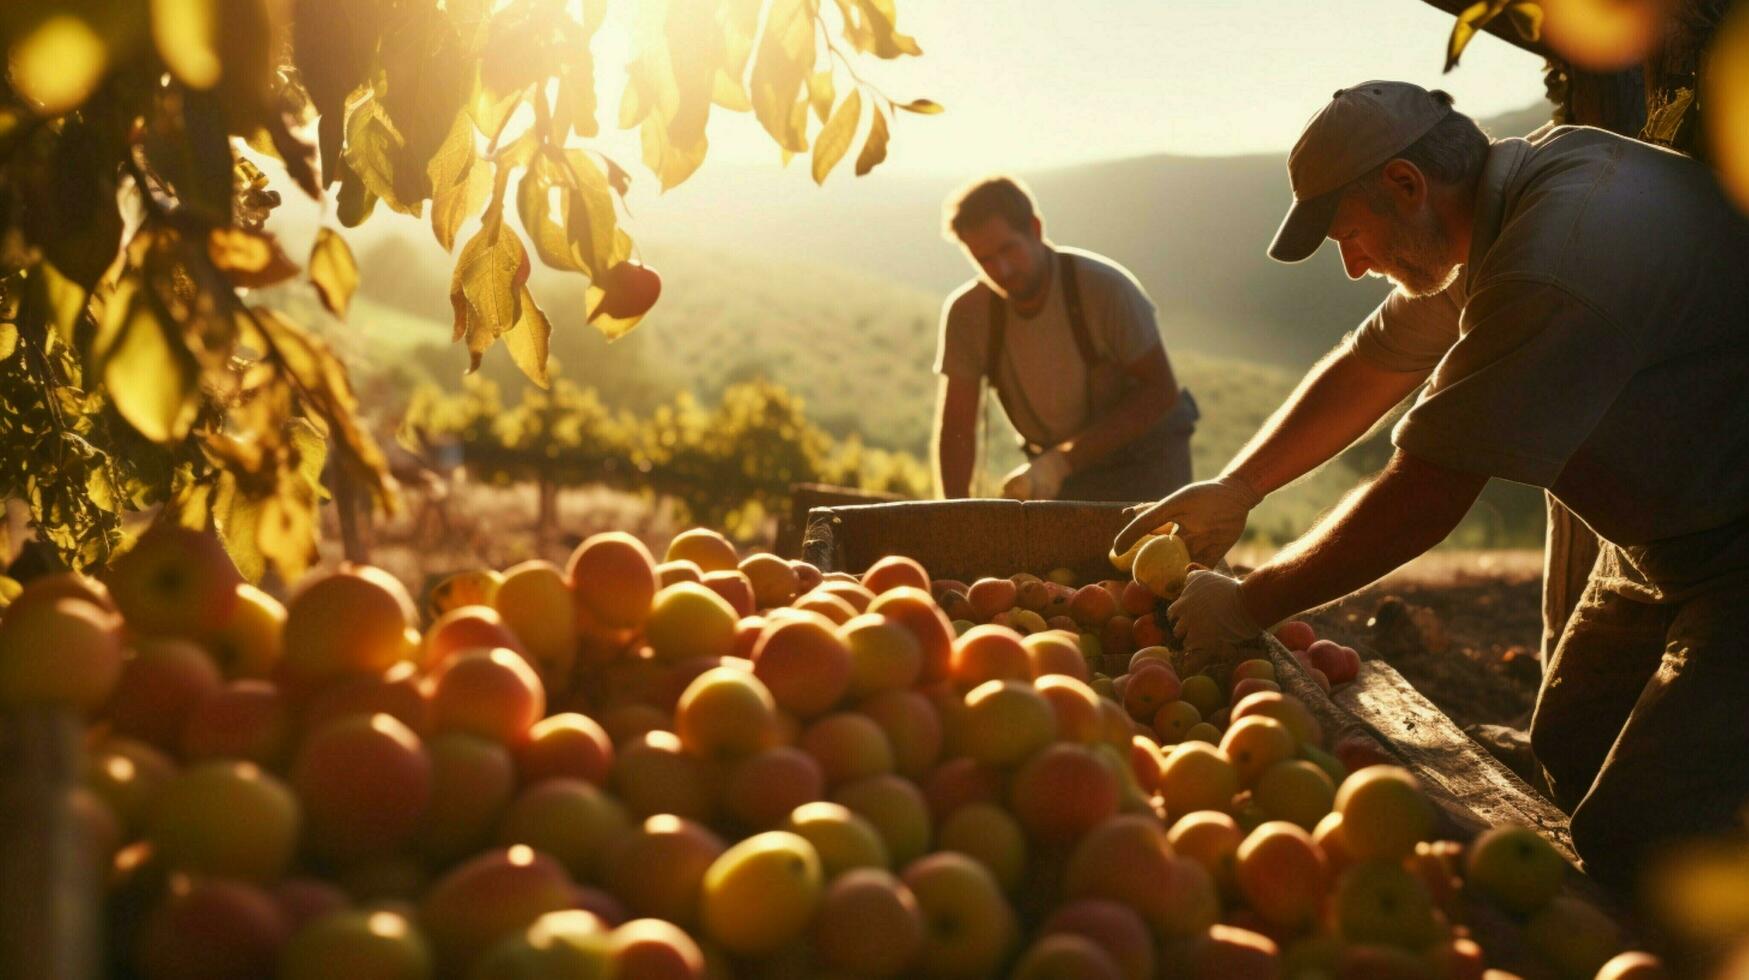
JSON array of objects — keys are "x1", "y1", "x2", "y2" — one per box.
[{"x1": 0, "y1": 523, "x2": 1665, "y2": 979}]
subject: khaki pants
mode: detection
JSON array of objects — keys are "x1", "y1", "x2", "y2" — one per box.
[{"x1": 1530, "y1": 538, "x2": 1749, "y2": 891}]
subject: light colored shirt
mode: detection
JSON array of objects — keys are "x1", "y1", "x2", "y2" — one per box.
[
  {"x1": 934, "y1": 247, "x2": 1162, "y2": 448},
  {"x1": 1347, "y1": 127, "x2": 1749, "y2": 549}
]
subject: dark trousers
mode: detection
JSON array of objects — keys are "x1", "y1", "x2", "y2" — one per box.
[
  {"x1": 1050, "y1": 391, "x2": 1199, "y2": 503},
  {"x1": 1530, "y1": 556, "x2": 1749, "y2": 891}
]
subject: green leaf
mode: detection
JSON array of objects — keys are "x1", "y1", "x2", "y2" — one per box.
[
  {"x1": 207, "y1": 228, "x2": 300, "y2": 288},
  {"x1": 895, "y1": 98, "x2": 943, "y2": 115},
  {"x1": 808, "y1": 70, "x2": 835, "y2": 123},
  {"x1": 104, "y1": 293, "x2": 200, "y2": 444},
  {"x1": 750, "y1": 0, "x2": 815, "y2": 153},
  {"x1": 854, "y1": 103, "x2": 890, "y2": 176},
  {"x1": 309, "y1": 228, "x2": 359, "y2": 318},
  {"x1": 503, "y1": 285, "x2": 552, "y2": 389},
  {"x1": 812, "y1": 89, "x2": 861, "y2": 184}
]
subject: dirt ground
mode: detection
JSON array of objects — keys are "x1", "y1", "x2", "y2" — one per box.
[{"x1": 1232, "y1": 546, "x2": 1547, "y2": 732}]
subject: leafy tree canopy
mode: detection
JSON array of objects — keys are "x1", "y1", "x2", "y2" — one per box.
[{"x1": 0, "y1": 0, "x2": 935, "y2": 579}]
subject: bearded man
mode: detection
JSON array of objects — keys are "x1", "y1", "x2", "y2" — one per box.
[{"x1": 1115, "y1": 81, "x2": 1749, "y2": 890}]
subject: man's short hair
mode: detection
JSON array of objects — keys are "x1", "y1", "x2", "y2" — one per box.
[
  {"x1": 944, "y1": 175, "x2": 1039, "y2": 240},
  {"x1": 1354, "y1": 95, "x2": 1490, "y2": 209}
]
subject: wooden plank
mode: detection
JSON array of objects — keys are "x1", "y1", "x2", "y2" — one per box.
[{"x1": 1330, "y1": 659, "x2": 1574, "y2": 856}]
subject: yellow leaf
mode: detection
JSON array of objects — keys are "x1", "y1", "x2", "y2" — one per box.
[
  {"x1": 10, "y1": 15, "x2": 108, "y2": 114},
  {"x1": 208, "y1": 228, "x2": 300, "y2": 288},
  {"x1": 287, "y1": 417, "x2": 331, "y2": 502},
  {"x1": 504, "y1": 285, "x2": 553, "y2": 389},
  {"x1": 104, "y1": 294, "x2": 200, "y2": 444},
  {"x1": 750, "y1": 0, "x2": 815, "y2": 153},
  {"x1": 470, "y1": 64, "x2": 525, "y2": 144},
  {"x1": 563, "y1": 149, "x2": 620, "y2": 274},
  {"x1": 0, "y1": 576, "x2": 21, "y2": 610},
  {"x1": 151, "y1": 0, "x2": 222, "y2": 90},
  {"x1": 0, "y1": 323, "x2": 16, "y2": 362},
  {"x1": 258, "y1": 490, "x2": 316, "y2": 582},
  {"x1": 213, "y1": 478, "x2": 266, "y2": 583},
  {"x1": 309, "y1": 228, "x2": 359, "y2": 318},
  {"x1": 518, "y1": 151, "x2": 587, "y2": 272},
  {"x1": 33, "y1": 261, "x2": 87, "y2": 350},
  {"x1": 808, "y1": 70, "x2": 836, "y2": 123},
  {"x1": 1505, "y1": 2, "x2": 1543, "y2": 41},
  {"x1": 343, "y1": 98, "x2": 418, "y2": 216},
  {"x1": 429, "y1": 110, "x2": 488, "y2": 252},
  {"x1": 895, "y1": 98, "x2": 943, "y2": 115},
  {"x1": 450, "y1": 224, "x2": 529, "y2": 371},
  {"x1": 812, "y1": 89, "x2": 861, "y2": 185},
  {"x1": 855, "y1": 105, "x2": 889, "y2": 176}
]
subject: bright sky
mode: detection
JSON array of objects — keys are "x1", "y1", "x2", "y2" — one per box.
[{"x1": 593, "y1": 0, "x2": 1549, "y2": 177}]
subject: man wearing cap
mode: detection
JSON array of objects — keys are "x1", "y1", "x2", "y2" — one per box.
[
  {"x1": 1114, "y1": 81, "x2": 1749, "y2": 889},
  {"x1": 933, "y1": 175, "x2": 1199, "y2": 502}
]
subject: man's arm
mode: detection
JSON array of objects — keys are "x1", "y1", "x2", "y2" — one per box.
[
  {"x1": 1057, "y1": 346, "x2": 1178, "y2": 473},
  {"x1": 933, "y1": 374, "x2": 981, "y2": 498},
  {"x1": 1223, "y1": 344, "x2": 1432, "y2": 495},
  {"x1": 1238, "y1": 449, "x2": 1487, "y2": 627}
]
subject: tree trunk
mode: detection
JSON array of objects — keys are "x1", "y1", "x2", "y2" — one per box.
[{"x1": 330, "y1": 463, "x2": 371, "y2": 564}]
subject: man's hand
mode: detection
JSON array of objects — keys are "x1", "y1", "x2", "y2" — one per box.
[
  {"x1": 1167, "y1": 570, "x2": 1263, "y2": 659},
  {"x1": 1114, "y1": 475, "x2": 1262, "y2": 565},
  {"x1": 1002, "y1": 449, "x2": 1071, "y2": 501}
]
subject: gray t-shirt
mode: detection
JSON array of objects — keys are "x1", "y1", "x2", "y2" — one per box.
[
  {"x1": 1347, "y1": 127, "x2": 1749, "y2": 550},
  {"x1": 934, "y1": 247, "x2": 1163, "y2": 448}
]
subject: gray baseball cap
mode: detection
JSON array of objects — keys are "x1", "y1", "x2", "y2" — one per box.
[{"x1": 1268, "y1": 81, "x2": 1454, "y2": 263}]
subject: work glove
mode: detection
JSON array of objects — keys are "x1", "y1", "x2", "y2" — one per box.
[
  {"x1": 1002, "y1": 449, "x2": 1072, "y2": 501},
  {"x1": 1113, "y1": 474, "x2": 1262, "y2": 566},
  {"x1": 1167, "y1": 569, "x2": 1264, "y2": 663}
]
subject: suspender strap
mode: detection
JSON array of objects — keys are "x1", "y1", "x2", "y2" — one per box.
[{"x1": 984, "y1": 251, "x2": 1099, "y2": 450}]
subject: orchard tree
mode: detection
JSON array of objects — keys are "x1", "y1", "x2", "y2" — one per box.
[{"x1": 0, "y1": 0, "x2": 937, "y2": 579}]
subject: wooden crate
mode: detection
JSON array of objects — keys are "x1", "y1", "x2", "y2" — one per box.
[
  {"x1": 776, "y1": 484, "x2": 907, "y2": 559},
  {"x1": 802, "y1": 501, "x2": 1592, "y2": 867},
  {"x1": 802, "y1": 499, "x2": 1134, "y2": 583}
]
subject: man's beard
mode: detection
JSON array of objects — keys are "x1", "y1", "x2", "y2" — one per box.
[{"x1": 1367, "y1": 202, "x2": 1461, "y2": 298}]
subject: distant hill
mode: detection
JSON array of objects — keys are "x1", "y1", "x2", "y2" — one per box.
[
  {"x1": 282, "y1": 98, "x2": 1553, "y2": 547},
  {"x1": 610, "y1": 100, "x2": 1556, "y2": 367}
]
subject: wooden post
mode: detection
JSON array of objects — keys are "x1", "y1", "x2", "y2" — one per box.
[{"x1": 0, "y1": 708, "x2": 98, "y2": 980}]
